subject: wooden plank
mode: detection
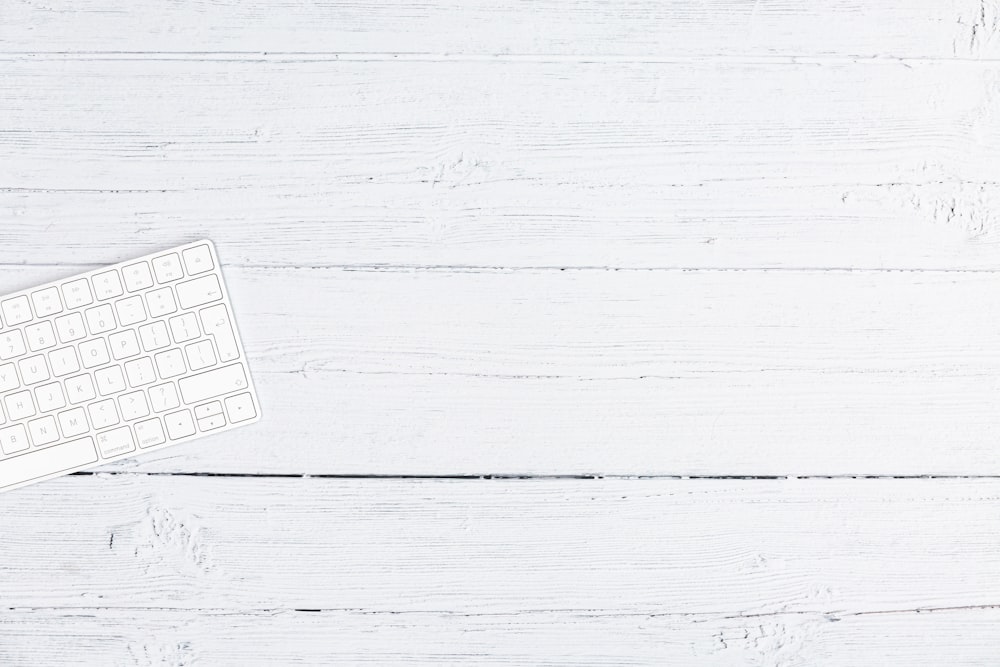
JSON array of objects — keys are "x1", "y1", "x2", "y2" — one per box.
[
  {"x1": 1, "y1": 477, "x2": 999, "y2": 615},
  {"x1": 2, "y1": 62, "x2": 999, "y2": 271},
  {"x1": 2, "y1": 0, "x2": 998, "y2": 60},
  {"x1": 4, "y1": 264, "x2": 1000, "y2": 475},
  {"x1": 3, "y1": 606, "x2": 999, "y2": 666}
]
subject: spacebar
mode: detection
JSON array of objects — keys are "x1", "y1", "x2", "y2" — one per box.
[{"x1": 0, "y1": 437, "x2": 99, "y2": 490}]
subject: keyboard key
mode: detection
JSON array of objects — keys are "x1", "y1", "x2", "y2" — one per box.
[
  {"x1": 58, "y1": 407, "x2": 90, "y2": 438},
  {"x1": 66, "y1": 374, "x2": 97, "y2": 405},
  {"x1": 79, "y1": 338, "x2": 111, "y2": 369},
  {"x1": 182, "y1": 244, "x2": 214, "y2": 275},
  {"x1": 185, "y1": 340, "x2": 217, "y2": 371},
  {"x1": 135, "y1": 418, "x2": 166, "y2": 448},
  {"x1": 49, "y1": 347, "x2": 80, "y2": 377},
  {"x1": 115, "y1": 295, "x2": 147, "y2": 327},
  {"x1": 138, "y1": 321, "x2": 170, "y2": 351},
  {"x1": 55, "y1": 312, "x2": 87, "y2": 343},
  {"x1": 5, "y1": 390, "x2": 36, "y2": 421},
  {"x1": 176, "y1": 274, "x2": 222, "y2": 310},
  {"x1": 146, "y1": 286, "x2": 178, "y2": 318},
  {"x1": 93, "y1": 270, "x2": 124, "y2": 300},
  {"x1": 149, "y1": 382, "x2": 180, "y2": 413},
  {"x1": 200, "y1": 304, "x2": 240, "y2": 362},
  {"x1": 0, "y1": 437, "x2": 97, "y2": 491},
  {"x1": 0, "y1": 424, "x2": 30, "y2": 455},
  {"x1": 85, "y1": 304, "x2": 117, "y2": 335},
  {"x1": 109, "y1": 330, "x2": 141, "y2": 360},
  {"x1": 152, "y1": 253, "x2": 184, "y2": 283},
  {"x1": 25, "y1": 321, "x2": 57, "y2": 352},
  {"x1": 61, "y1": 279, "x2": 94, "y2": 309},
  {"x1": 88, "y1": 399, "x2": 120, "y2": 429},
  {"x1": 154, "y1": 349, "x2": 186, "y2": 379},
  {"x1": 95, "y1": 366, "x2": 127, "y2": 396},
  {"x1": 0, "y1": 330, "x2": 27, "y2": 361},
  {"x1": 35, "y1": 382, "x2": 66, "y2": 412},
  {"x1": 194, "y1": 401, "x2": 223, "y2": 420},
  {"x1": 197, "y1": 414, "x2": 226, "y2": 432},
  {"x1": 124, "y1": 357, "x2": 156, "y2": 387},
  {"x1": 164, "y1": 409, "x2": 196, "y2": 439},
  {"x1": 178, "y1": 363, "x2": 248, "y2": 404},
  {"x1": 169, "y1": 312, "x2": 199, "y2": 343},
  {"x1": 18, "y1": 355, "x2": 50, "y2": 385},
  {"x1": 119, "y1": 390, "x2": 150, "y2": 421},
  {"x1": 224, "y1": 392, "x2": 257, "y2": 423},
  {"x1": 96, "y1": 426, "x2": 135, "y2": 458},
  {"x1": 123, "y1": 261, "x2": 154, "y2": 292},
  {"x1": 1, "y1": 295, "x2": 32, "y2": 326},
  {"x1": 0, "y1": 363, "x2": 18, "y2": 392},
  {"x1": 28, "y1": 416, "x2": 59, "y2": 447},
  {"x1": 31, "y1": 286, "x2": 63, "y2": 317}
]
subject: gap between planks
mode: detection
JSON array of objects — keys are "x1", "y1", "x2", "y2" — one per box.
[
  {"x1": 68, "y1": 472, "x2": 1000, "y2": 480},
  {"x1": 5, "y1": 604, "x2": 1000, "y2": 617}
]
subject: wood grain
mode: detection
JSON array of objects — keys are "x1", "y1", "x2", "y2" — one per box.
[
  {"x1": 5, "y1": 263, "x2": 1000, "y2": 475},
  {"x1": 2, "y1": 61, "x2": 999, "y2": 271},
  {"x1": 1, "y1": 477, "x2": 998, "y2": 613},
  {"x1": 3, "y1": 477, "x2": 1000, "y2": 665},
  {"x1": 3, "y1": 0, "x2": 999, "y2": 60},
  {"x1": 4, "y1": 607, "x2": 1000, "y2": 667},
  {"x1": 5, "y1": 1, "x2": 1000, "y2": 663}
]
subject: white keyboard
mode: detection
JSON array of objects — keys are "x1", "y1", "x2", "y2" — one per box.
[{"x1": 0, "y1": 240, "x2": 260, "y2": 493}]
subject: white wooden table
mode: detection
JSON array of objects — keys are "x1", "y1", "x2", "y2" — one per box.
[{"x1": 3, "y1": 2, "x2": 1000, "y2": 664}]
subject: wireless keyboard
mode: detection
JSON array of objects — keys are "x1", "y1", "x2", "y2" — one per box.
[{"x1": 0, "y1": 240, "x2": 260, "y2": 493}]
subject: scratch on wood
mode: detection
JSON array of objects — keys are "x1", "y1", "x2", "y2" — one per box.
[{"x1": 962, "y1": 0, "x2": 1000, "y2": 55}]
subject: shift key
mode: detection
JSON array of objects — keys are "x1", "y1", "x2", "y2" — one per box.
[{"x1": 178, "y1": 363, "x2": 249, "y2": 404}]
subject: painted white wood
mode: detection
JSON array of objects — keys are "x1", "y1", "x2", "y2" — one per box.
[
  {"x1": 4, "y1": 607, "x2": 1000, "y2": 667},
  {"x1": 4, "y1": 262, "x2": 1000, "y2": 475},
  {"x1": 1, "y1": 477, "x2": 999, "y2": 613},
  {"x1": 2, "y1": 61, "x2": 999, "y2": 271},
  {"x1": 5, "y1": 0, "x2": 1000, "y2": 663},
  {"x1": 3, "y1": 0, "x2": 999, "y2": 59},
  {"x1": 3, "y1": 477, "x2": 1000, "y2": 665}
]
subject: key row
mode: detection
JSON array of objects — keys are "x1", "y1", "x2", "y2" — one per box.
[
  {"x1": 0, "y1": 339, "x2": 217, "y2": 402},
  {"x1": 0, "y1": 391, "x2": 256, "y2": 457},
  {"x1": 0, "y1": 327, "x2": 212, "y2": 390},
  {"x1": 0, "y1": 244, "x2": 216, "y2": 327},
  {"x1": 1, "y1": 362, "x2": 250, "y2": 426},
  {"x1": 1, "y1": 304, "x2": 238, "y2": 376}
]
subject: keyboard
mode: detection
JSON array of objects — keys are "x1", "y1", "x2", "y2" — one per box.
[{"x1": 0, "y1": 240, "x2": 260, "y2": 493}]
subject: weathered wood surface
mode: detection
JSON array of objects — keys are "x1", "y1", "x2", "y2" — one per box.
[
  {"x1": 3, "y1": 0, "x2": 1000, "y2": 59},
  {"x1": 5, "y1": 263, "x2": 1000, "y2": 475},
  {"x1": 5, "y1": 476, "x2": 1000, "y2": 612},
  {"x1": 6, "y1": 606, "x2": 1000, "y2": 667},
  {"x1": 2, "y1": 59, "x2": 999, "y2": 271},
  {"x1": 2, "y1": 478, "x2": 1000, "y2": 666},
  {"x1": 4, "y1": 0, "x2": 1000, "y2": 664}
]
